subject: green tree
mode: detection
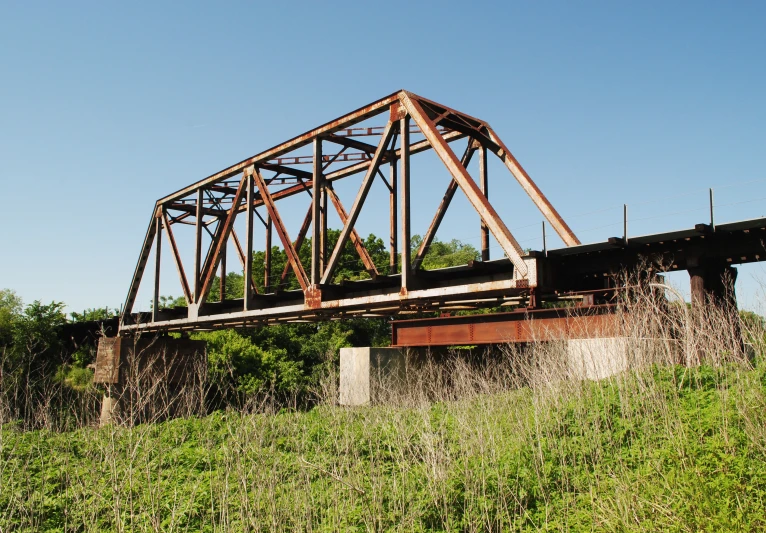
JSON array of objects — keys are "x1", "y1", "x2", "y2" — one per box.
[
  {"x1": 70, "y1": 306, "x2": 118, "y2": 322},
  {"x1": 411, "y1": 235, "x2": 479, "y2": 269},
  {"x1": 249, "y1": 231, "x2": 389, "y2": 294},
  {"x1": 10, "y1": 301, "x2": 68, "y2": 371},
  {"x1": 0, "y1": 289, "x2": 22, "y2": 346},
  {"x1": 154, "y1": 233, "x2": 480, "y2": 398}
]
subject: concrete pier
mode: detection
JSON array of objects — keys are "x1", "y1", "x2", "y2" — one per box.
[
  {"x1": 99, "y1": 392, "x2": 120, "y2": 426},
  {"x1": 339, "y1": 347, "x2": 405, "y2": 405},
  {"x1": 567, "y1": 337, "x2": 629, "y2": 380}
]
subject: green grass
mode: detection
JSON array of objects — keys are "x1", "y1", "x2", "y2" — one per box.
[{"x1": 3, "y1": 363, "x2": 766, "y2": 532}]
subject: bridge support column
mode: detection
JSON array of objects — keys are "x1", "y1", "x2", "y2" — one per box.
[
  {"x1": 567, "y1": 338, "x2": 629, "y2": 380},
  {"x1": 688, "y1": 262, "x2": 743, "y2": 359},
  {"x1": 94, "y1": 337, "x2": 207, "y2": 425},
  {"x1": 688, "y1": 262, "x2": 738, "y2": 311},
  {"x1": 100, "y1": 385, "x2": 121, "y2": 426},
  {"x1": 339, "y1": 347, "x2": 405, "y2": 406}
]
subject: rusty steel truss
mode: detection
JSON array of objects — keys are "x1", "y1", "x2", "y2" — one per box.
[{"x1": 120, "y1": 90, "x2": 582, "y2": 334}]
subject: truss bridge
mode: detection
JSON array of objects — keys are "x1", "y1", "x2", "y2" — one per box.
[{"x1": 119, "y1": 90, "x2": 765, "y2": 337}]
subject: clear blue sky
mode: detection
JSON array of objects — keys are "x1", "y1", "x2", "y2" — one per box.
[{"x1": 2, "y1": 1, "x2": 766, "y2": 314}]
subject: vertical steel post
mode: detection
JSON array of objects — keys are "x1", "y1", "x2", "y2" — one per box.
[
  {"x1": 311, "y1": 137, "x2": 322, "y2": 285},
  {"x1": 710, "y1": 188, "x2": 715, "y2": 232},
  {"x1": 479, "y1": 143, "x2": 489, "y2": 261},
  {"x1": 194, "y1": 188, "x2": 203, "y2": 301},
  {"x1": 689, "y1": 267, "x2": 705, "y2": 309},
  {"x1": 264, "y1": 215, "x2": 272, "y2": 291},
  {"x1": 244, "y1": 174, "x2": 254, "y2": 309},
  {"x1": 320, "y1": 187, "x2": 327, "y2": 272},
  {"x1": 400, "y1": 115, "x2": 411, "y2": 291},
  {"x1": 542, "y1": 221, "x2": 547, "y2": 257},
  {"x1": 152, "y1": 214, "x2": 162, "y2": 322},
  {"x1": 623, "y1": 204, "x2": 628, "y2": 245},
  {"x1": 219, "y1": 246, "x2": 226, "y2": 301},
  {"x1": 389, "y1": 157, "x2": 398, "y2": 275}
]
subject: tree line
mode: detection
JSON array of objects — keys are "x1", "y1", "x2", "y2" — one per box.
[{"x1": 0, "y1": 233, "x2": 480, "y2": 425}]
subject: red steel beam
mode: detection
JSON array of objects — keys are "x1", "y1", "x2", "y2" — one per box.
[
  {"x1": 254, "y1": 168, "x2": 309, "y2": 291},
  {"x1": 121, "y1": 210, "x2": 158, "y2": 318},
  {"x1": 485, "y1": 125, "x2": 580, "y2": 246},
  {"x1": 171, "y1": 131, "x2": 466, "y2": 221},
  {"x1": 401, "y1": 92, "x2": 528, "y2": 276},
  {"x1": 321, "y1": 121, "x2": 396, "y2": 284},
  {"x1": 326, "y1": 186, "x2": 378, "y2": 275},
  {"x1": 279, "y1": 204, "x2": 313, "y2": 288},
  {"x1": 244, "y1": 174, "x2": 255, "y2": 309},
  {"x1": 197, "y1": 175, "x2": 248, "y2": 304},
  {"x1": 391, "y1": 307, "x2": 620, "y2": 346},
  {"x1": 162, "y1": 209, "x2": 192, "y2": 305},
  {"x1": 413, "y1": 142, "x2": 477, "y2": 270},
  {"x1": 160, "y1": 92, "x2": 401, "y2": 204},
  {"x1": 229, "y1": 229, "x2": 257, "y2": 297}
]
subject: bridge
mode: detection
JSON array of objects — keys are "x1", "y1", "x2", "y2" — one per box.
[{"x1": 118, "y1": 90, "x2": 765, "y2": 340}]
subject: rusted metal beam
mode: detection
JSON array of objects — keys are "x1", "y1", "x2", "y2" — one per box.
[
  {"x1": 413, "y1": 142, "x2": 476, "y2": 270},
  {"x1": 197, "y1": 176, "x2": 248, "y2": 304},
  {"x1": 219, "y1": 246, "x2": 226, "y2": 302},
  {"x1": 193, "y1": 188, "x2": 204, "y2": 301},
  {"x1": 121, "y1": 273, "x2": 533, "y2": 334},
  {"x1": 321, "y1": 121, "x2": 395, "y2": 285},
  {"x1": 320, "y1": 187, "x2": 327, "y2": 272},
  {"x1": 326, "y1": 186, "x2": 378, "y2": 275},
  {"x1": 254, "y1": 167, "x2": 309, "y2": 291},
  {"x1": 479, "y1": 143, "x2": 489, "y2": 261},
  {"x1": 400, "y1": 114, "x2": 412, "y2": 292},
  {"x1": 270, "y1": 152, "x2": 376, "y2": 165},
  {"x1": 311, "y1": 138, "x2": 322, "y2": 285},
  {"x1": 323, "y1": 134, "x2": 380, "y2": 154},
  {"x1": 408, "y1": 91, "x2": 489, "y2": 129},
  {"x1": 264, "y1": 214, "x2": 272, "y2": 292},
  {"x1": 152, "y1": 215, "x2": 162, "y2": 323},
  {"x1": 219, "y1": 132, "x2": 465, "y2": 219},
  {"x1": 257, "y1": 163, "x2": 313, "y2": 180},
  {"x1": 210, "y1": 184, "x2": 239, "y2": 195},
  {"x1": 389, "y1": 155, "x2": 398, "y2": 275},
  {"x1": 401, "y1": 93, "x2": 528, "y2": 277},
  {"x1": 485, "y1": 126, "x2": 580, "y2": 246},
  {"x1": 333, "y1": 124, "x2": 451, "y2": 137},
  {"x1": 200, "y1": 218, "x2": 225, "y2": 286},
  {"x1": 234, "y1": 180, "x2": 312, "y2": 214},
  {"x1": 168, "y1": 203, "x2": 226, "y2": 217},
  {"x1": 228, "y1": 228, "x2": 258, "y2": 299},
  {"x1": 244, "y1": 174, "x2": 255, "y2": 309},
  {"x1": 162, "y1": 209, "x2": 192, "y2": 305},
  {"x1": 279, "y1": 204, "x2": 312, "y2": 287},
  {"x1": 160, "y1": 92, "x2": 400, "y2": 204},
  {"x1": 323, "y1": 130, "x2": 465, "y2": 182},
  {"x1": 391, "y1": 307, "x2": 619, "y2": 347}
]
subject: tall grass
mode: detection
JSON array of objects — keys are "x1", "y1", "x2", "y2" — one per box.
[{"x1": 2, "y1": 275, "x2": 766, "y2": 531}]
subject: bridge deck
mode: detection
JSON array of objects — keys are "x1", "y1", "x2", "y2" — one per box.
[{"x1": 120, "y1": 217, "x2": 766, "y2": 334}]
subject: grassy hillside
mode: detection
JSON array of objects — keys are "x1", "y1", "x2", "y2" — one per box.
[{"x1": 3, "y1": 359, "x2": 766, "y2": 532}]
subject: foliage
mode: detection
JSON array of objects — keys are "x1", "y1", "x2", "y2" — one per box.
[
  {"x1": 69, "y1": 306, "x2": 119, "y2": 322},
  {"x1": 8, "y1": 300, "x2": 68, "y2": 372},
  {"x1": 203, "y1": 231, "x2": 478, "y2": 302},
  {"x1": 197, "y1": 329, "x2": 302, "y2": 394},
  {"x1": 193, "y1": 318, "x2": 389, "y2": 397},
  {"x1": 212, "y1": 230, "x2": 390, "y2": 300},
  {"x1": 4, "y1": 363, "x2": 766, "y2": 531},
  {"x1": 152, "y1": 295, "x2": 187, "y2": 310},
  {"x1": 54, "y1": 364, "x2": 94, "y2": 392},
  {"x1": 0, "y1": 289, "x2": 22, "y2": 346},
  {"x1": 411, "y1": 234, "x2": 479, "y2": 269}
]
